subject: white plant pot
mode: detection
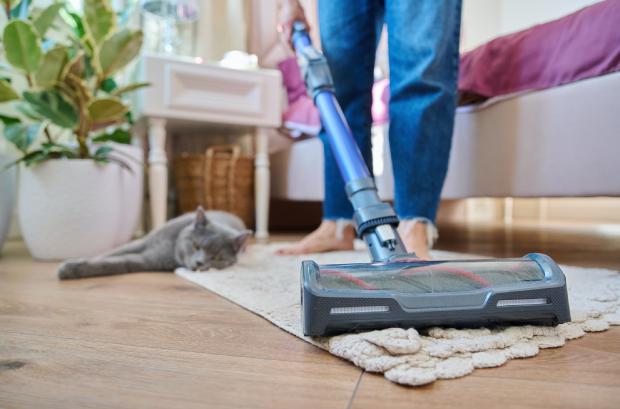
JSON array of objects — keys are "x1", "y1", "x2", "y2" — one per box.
[
  {"x1": 18, "y1": 144, "x2": 144, "y2": 260},
  {"x1": 0, "y1": 154, "x2": 17, "y2": 255},
  {"x1": 108, "y1": 143, "x2": 144, "y2": 247}
]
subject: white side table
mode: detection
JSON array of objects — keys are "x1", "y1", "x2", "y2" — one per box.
[{"x1": 137, "y1": 54, "x2": 282, "y2": 239}]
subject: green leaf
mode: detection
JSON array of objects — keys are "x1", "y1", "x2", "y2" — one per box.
[
  {"x1": 124, "y1": 110, "x2": 134, "y2": 125},
  {"x1": 15, "y1": 101, "x2": 43, "y2": 120},
  {"x1": 41, "y1": 141, "x2": 77, "y2": 158},
  {"x1": 22, "y1": 150, "x2": 49, "y2": 166},
  {"x1": 92, "y1": 144, "x2": 132, "y2": 172},
  {"x1": 92, "y1": 127, "x2": 130, "y2": 144},
  {"x1": 83, "y1": 0, "x2": 116, "y2": 45},
  {"x1": 111, "y1": 81, "x2": 150, "y2": 96},
  {"x1": 88, "y1": 98, "x2": 128, "y2": 123},
  {"x1": 35, "y1": 46, "x2": 68, "y2": 88},
  {"x1": 99, "y1": 29, "x2": 142, "y2": 77},
  {"x1": 2, "y1": 149, "x2": 45, "y2": 171},
  {"x1": 93, "y1": 145, "x2": 112, "y2": 157},
  {"x1": 2, "y1": 20, "x2": 42, "y2": 74},
  {"x1": 9, "y1": 142, "x2": 80, "y2": 168},
  {"x1": 100, "y1": 77, "x2": 117, "y2": 93},
  {"x1": 23, "y1": 149, "x2": 66, "y2": 167},
  {"x1": 4, "y1": 122, "x2": 42, "y2": 152},
  {"x1": 60, "y1": 9, "x2": 85, "y2": 39},
  {"x1": 23, "y1": 90, "x2": 78, "y2": 128},
  {"x1": 0, "y1": 113, "x2": 21, "y2": 125},
  {"x1": 0, "y1": 79, "x2": 19, "y2": 102},
  {"x1": 33, "y1": 2, "x2": 64, "y2": 37}
]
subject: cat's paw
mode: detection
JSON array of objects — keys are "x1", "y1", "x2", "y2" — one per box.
[{"x1": 58, "y1": 260, "x2": 86, "y2": 280}]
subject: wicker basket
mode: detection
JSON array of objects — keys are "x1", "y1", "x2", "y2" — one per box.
[{"x1": 174, "y1": 145, "x2": 254, "y2": 227}]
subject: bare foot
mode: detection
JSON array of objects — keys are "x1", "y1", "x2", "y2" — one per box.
[
  {"x1": 397, "y1": 220, "x2": 436, "y2": 260},
  {"x1": 276, "y1": 220, "x2": 355, "y2": 255}
]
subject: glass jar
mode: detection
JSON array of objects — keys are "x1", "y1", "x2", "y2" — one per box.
[{"x1": 141, "y1": 0, "x2": 199, "y2": 57}]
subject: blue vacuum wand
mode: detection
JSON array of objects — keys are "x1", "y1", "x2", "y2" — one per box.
[{"x1": 292, "y1": 22, "x2": 408, "y2": 262}]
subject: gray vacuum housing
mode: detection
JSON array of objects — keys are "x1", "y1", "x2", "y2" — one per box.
[{"x1": 301, "y1": 253, "x2": 570, "y2": 336}]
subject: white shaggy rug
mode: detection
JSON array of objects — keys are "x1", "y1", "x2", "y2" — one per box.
[{"x1": 176, "y1": 243, "x2": 620, "y2": 386}]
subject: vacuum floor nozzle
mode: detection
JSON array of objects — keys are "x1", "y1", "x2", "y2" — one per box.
[{"x1": 301, "y1": 253, "x2": 570, "y2": 336}]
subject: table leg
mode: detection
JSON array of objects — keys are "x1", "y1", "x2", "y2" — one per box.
[
  {"x1": 254, "y1": 127, "x2": 270, "y2": 240},
  {"x1": 148, "y1": 118, "x2": 168, "y2": 230}
]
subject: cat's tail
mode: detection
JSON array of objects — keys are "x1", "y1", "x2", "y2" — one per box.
[
  {"x1": 58, "y1": 254, "x2": 158, "y2": 280},
  {"x1": 58, "y1": 259, "x2": 91, "y2": 280}
]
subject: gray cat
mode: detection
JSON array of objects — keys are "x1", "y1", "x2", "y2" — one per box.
[{"x1": 58, "y1": 207, "x2": 251, "y2": 280}]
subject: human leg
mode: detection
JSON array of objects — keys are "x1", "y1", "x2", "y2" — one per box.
[{"x1": 386, "y1": 0, "x2": 462, "y2": 257}]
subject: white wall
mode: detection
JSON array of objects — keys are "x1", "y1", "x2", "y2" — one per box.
[
  {"x1": 461, "y1": 0, "x2": 501, "y2": 51},
  {"x1": 499, "y1": 0, "x2": 602, "y2": 35},
  {"x1": 461, "y1": 0, "x2": 602, "y2": 51},
  {"x1": 196, "y1": 0, "x2": 249, "y2": 61}
]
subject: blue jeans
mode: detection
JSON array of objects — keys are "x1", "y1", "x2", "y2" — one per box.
[{"x1": 318, "y1": 0, "x2": 461, "y2": 222}]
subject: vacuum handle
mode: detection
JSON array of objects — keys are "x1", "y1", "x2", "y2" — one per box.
[
  {"x1": 292, "y1": 21, "x2": 311, "y2": 50},
  {"x1": 291, "y1": 22, "x2": 338, "y2": 101},
  {"x1": 291, "y1": 20, "x2": 408, "y2": 260},
  {"x1": 291, "y1": 21, "x2": 370, "y2": 182}
]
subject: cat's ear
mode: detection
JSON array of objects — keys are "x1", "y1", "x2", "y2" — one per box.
[
  {"x1": 233, "y1": 229, "x2": 252, "y2": 251},
  {"x1": 195, "y1": 206, "x2": 208, "y2": 229}
]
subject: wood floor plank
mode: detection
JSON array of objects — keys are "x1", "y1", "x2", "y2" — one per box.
[
  {"x1": 350, "y1": 372, "x2": 619, "y2": 409},
  {"x1": 470, "y1": 329, "x2": 620, "y2": 386},
  {"x1": 0, "y1": 333, "x2": 359, "y2": 409},
  {"x1": 0, "y1": 249, "x2": 340, "y2": 365},
  {"x1": 435, "y1": 222, "x2": 620, "y2": 270},
  {"x1": 0, "y1": 291, "x2": 331, "y2": 364},
  {"x1": 0, "y1": 242, "x2": 360, "y2": 409}
]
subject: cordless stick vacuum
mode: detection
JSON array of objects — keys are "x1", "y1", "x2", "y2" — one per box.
[{"x1": 291, "y1": 22, "x2": 570, "y2": 336}]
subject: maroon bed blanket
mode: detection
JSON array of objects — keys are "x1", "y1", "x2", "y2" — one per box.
[{"x1": 458, "y1": 0, "x2": 620, "y2": 104}]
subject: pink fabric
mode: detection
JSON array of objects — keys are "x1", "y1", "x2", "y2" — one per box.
[
  {"x1": 372, "y1": 79, "x2": 390, "y2": 125},
  {"x1": 283, "y1": 97, "x2": 322, "y2": 137},
  {"x1": 278, "y1": 57, "x2": 321, "y2": 137},
  {"x1": 459, "y1": 0, "x2": 620, "y2": 100},
  {"x1": 278, "y1": 57, "x2": 307, "y2": 104}
]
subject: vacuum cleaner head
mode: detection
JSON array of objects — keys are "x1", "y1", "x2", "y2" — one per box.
[{"x1": 301, "y1": 253, "x2": 570, "y2": 336}]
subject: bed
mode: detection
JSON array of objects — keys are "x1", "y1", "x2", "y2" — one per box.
[{"x1": 272, "y1": 71, "x2": 620, "y2": 200}]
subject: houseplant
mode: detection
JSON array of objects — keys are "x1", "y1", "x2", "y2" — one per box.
[{"x1": 1, "y1": 0, "x2": 148, "y2": 259}]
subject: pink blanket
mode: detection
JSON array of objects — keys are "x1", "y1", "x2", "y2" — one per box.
[{"x1": 459, "y1": 0, "x2": 620, "y2": 103}]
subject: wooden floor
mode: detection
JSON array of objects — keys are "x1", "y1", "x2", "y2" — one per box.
[{"x1": 1, "y1": 222, "x2": 619, "y2": 409}]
